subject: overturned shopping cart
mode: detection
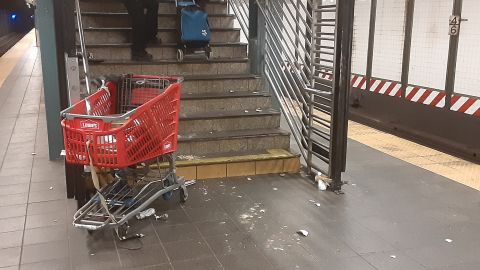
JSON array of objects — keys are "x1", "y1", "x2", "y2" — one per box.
[{"x1": 61, "y1": 75, "x2": 188, "y2": 239}]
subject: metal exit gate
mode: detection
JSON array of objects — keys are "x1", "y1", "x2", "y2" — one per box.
[{"x1": 228, "y1": 0, "x2": 355, "y2": 190}]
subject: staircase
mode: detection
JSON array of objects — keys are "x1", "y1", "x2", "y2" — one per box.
[{"x1": 78, "y1": 0, "x2": 300, "y2": 179}]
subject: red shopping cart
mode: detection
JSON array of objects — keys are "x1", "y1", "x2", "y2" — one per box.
[{"x1": 61, "y1": 75, "x2": 188, "y2": 239}]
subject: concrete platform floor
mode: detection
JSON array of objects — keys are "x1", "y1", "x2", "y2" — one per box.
[{"x1": 0, "y1": 31, "x2": 479, "y2": 270}]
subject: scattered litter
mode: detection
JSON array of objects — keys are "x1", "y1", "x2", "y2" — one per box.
[
  {"x1": 445, "y1": 238, "x2": 453, "y2": 243},
  {"x1": 308, "y1": 199, "x2": 315, "y2": 203},
  {"x1": 244, "y1": 110, "x2": 249, "y2": 113},
  {"x1": 351, "y1": 183, "x2": 357, "y2": 186},
  {"x1": 185, "y1": 180, "x2": 197, "y2": 187},
  {"x1": 155, "y1": 213, "x2": 169, "y2": 221},
  {"x1": 49, "y1": 187, "x2": 54, "y2": 190},
  {"x1": 297, "y1": 230, "x2": 309, "y2": 237},
  {"x1": 247, "y1": 177, "x2": 253, "y2": 181},
  {"x1": 219, "y1": 221, "x2": 226, "y2": 225},
  {"x1": 237, "y1": 195, "x2": 243, "y2": 198},
  {"x1": 53, "y1": 219, "x2": 58, "y2": 223},
  {"x1": 60, "y1": 150, "x2": 66, "y2": 156},
  {"x1": 255, "y1": 108, "x2": 263, "y2": 112},
  {"x1": 90, "y1": 253, "x2": 95, "y2": 256},
  {"x1": 280, "y1": 173, "x2": 286, "y2": 177},
  {"x1": 273, "y1": 247, "x2": 284, "y2": 251},
  {"x1": 229, "y1": 90, "x2": 235, "y2": 93},
  {"x1": 136, "y1": 208, "x2": 156, "y2": 220},
  {"x1": 273, "y1": 187, "x2": 278, "y2": 191},
  {"x1": 178, "y1": 155, "x2": 201, "y2": 161},
  {"x1": 240, "y1": 214, "x2": 253, "y2": 219},
  {"x1": 314, "y1": 203, "x2": 321, "y2": 207},
  {"x1": 209, "y1": 131, "x2": 214, "y2": 134},
  {"x1": 252, "y1": 91, "x2": 259, "y2": 94},
  {"x1": 232, "y1": 186, "x2": 237, "y2": 189},
  {"x1": 31, "y1": 152, "x2": 36, "y2": 155},
  {"x1": 390, "y1": 255, "x2": 397, "y2": 259},
  {"x1": 259, "y1": 209, "x2": 266, "y2": 213},
  {"x1": 258, "y1": 216, "x2": 263, "y2": 219},
  {"x1": 315, "y1": 172, "x2": 329, "y2": 191}
]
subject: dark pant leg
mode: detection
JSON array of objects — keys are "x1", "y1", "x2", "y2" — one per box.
[
  {"x1": 143, "y1": 0, "x2": 159, "y2": 41},
  {"x1": 123, "y1": 0, "x2": 147, "y2": 53},
  {"x1": 196, "y1": 0, "x2": 208, "y2": 10}
]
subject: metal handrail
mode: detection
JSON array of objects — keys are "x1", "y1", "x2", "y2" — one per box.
[
  {"x1": 74, "y1": 0, "x2": 92, "y2": 114},
  {"x1": 227, "y1": 0, "x2": 351, "y2": 181}
]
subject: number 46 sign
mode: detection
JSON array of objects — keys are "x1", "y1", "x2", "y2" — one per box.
[{"x1": 449, "y1": 15, "x2": 460, "y2": 36}]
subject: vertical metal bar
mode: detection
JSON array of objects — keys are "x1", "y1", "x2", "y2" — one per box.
[
  {"x1": 329, "y1": 0, "x2": 355, "y2": 190},
  {"x1": 401, "y1": 0, "x2": 415, "y2": 99},
  {"x1": 340, "y1": 0, "x2": 356, "y2": 173},
  {"x1": 444, "y1": 0, "x2": 463, "y2": 110},
  {"x1": 365, "y1": 0, "x2": 377, "y2": 92},
  {"x1": 306, "y1": 0, "x2": 318, "y2": 174}
]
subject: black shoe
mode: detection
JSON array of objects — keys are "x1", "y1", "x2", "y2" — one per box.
[
  {"x1": 148, "y1": 37, "x2": 162, "y2": 45},
  {"x1": 131, "y1": 51, "x2": 153, "y2": 62}
]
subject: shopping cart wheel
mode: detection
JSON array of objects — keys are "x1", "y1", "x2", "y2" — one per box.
[
  {"x1": 180, "y1": 185, "x2": 188, "y2": 203},
  {"x1": 177, "y1": 49, "x2": 184, "y2": 62}
]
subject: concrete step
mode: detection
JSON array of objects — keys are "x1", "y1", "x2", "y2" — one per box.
[
  {"x1": 177, "y1": 129, "x2": 291, "y2": 157},
  {"x1": 179, "y1": 108, "x2": 280, "y2": 134},
  {"x1": 85, "y1": 42, "x2": 247, "y2": 61},
  {"x1": 88, "y1": 58, "x2": 250, "y2": 77},
  {"x1": 82, "y1": 27, "x2": 241, "y2": 44},
  {"x1": 80, "y1": 0, "x2": 228, "y2": 14},
  {"x1": 180, "y1": 91, "x2": 272, "y2": 114},
  {"x1": 171, "y1": 149, "x2": 301, "y2": 180},
  {"x1": 81, "y1": 12, "x2": 235, "y2": 29},
  {"x1": 181, "y1": 74, "x2": 264, "y2": 94}
]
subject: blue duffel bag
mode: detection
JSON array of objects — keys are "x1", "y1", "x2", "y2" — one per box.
[{"x1": 180, "y1": 4, "x2": 211, "y2": 47}]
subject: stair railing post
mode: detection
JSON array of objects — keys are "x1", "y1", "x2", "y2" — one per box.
[{"x1": 248, "y1": 0, "x2": 265, "y2": 75}]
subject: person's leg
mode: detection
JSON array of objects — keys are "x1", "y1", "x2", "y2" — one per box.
[
  {"x1": 196, "y1": 0, "x2": 208, "y2": 10},
  {"x1": 143, "y1": 0, "x2": 160, "y2": 43},
  {"x1": 123, "y1": 0, "x2": 151, "y2": 60}
]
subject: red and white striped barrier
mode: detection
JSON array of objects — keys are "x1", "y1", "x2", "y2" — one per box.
[
  {"x1": 451, "y1": 94, "x2": 480, "y2": 117},
  {"x1": 318, "y1": 71, "x2": 480, "y2": 118}
]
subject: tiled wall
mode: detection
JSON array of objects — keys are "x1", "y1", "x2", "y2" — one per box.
[
  {"x1": 371, "y1": 0, "x2": 405, "y2": 81},
  {"x1": 455, "y1": 0, "x2": 480, "y2": 97},
  {"x1": 408, "y1": 0, "x2": 451, "y2": 91},
  {"x1": 351, "y1": 0, "x2": 371, "y2": 75}
]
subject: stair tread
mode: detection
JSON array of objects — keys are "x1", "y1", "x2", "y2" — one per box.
[
  {"x1": 81, "y1": 12, "x2": 234, "y2": 17},
  {"x1": 180, "y1": 108, "x2": 279, "y2": 120},
  {"x1": 183, "y1": 74, "x2": 261, "y2": 80},
  {"x1": 84, "y1": 42, "x2": 247, "y2": 48},
  {"x1": 84, "y1": 27, "x2": 239, "y2": 31},
  {"x1": 90, "y1": 58, "x2": 248, "y2": 65},
  {"x1": 175, "y1": 149, "x2": 299, "y2": 165},
  {"x1": 181, "y1": 91, "x2": 269, "y2": 100},
  {"x1": 179, "y1": 128, "x2": 290, "y2": 142}
]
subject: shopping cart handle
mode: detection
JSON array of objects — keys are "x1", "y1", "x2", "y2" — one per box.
[{"x1": 61, "y1": 109, "x2": 136, "y2": 122}]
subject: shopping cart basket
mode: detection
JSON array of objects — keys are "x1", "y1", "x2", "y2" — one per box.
[{"x1": 61, "y1": 75, "x2": 188, "y2": 239}]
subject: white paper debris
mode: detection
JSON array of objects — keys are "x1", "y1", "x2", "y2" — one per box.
[
  {"x1": 252, "y1": 91, "x2": 259, "y2": 94},
  {"x1": 317, "y1": 180, "x2": 327, "y2": 191},
  {"x1": 247, "y1": 177, "x2": 253, "y2": 181},
  {"x1": 244, "y1": 110, "x2": 249, "y2": 113},
  {"x1": 136, "y1": 208, "x2": 156, "y2": 220},
  {"x1": 390, "y1": 255, "x2": 397, "y2": 259},
  {"x1": 445, "y1": 238, "x2": 453, "y2": 243},
  {"x1": 308, "y1": 199, "x2": 315, "y2": 203},
  {"x1": 60, "y1": 150, "x2": 66, "y2": 156},
  {"x1": 259, "y1": 209, "x2": 266, "y2": 213},
  {"x1": 31, "y1": 152, "x2": 36, "y2": 155},
  {"x1": 255, "y1": 108, "x2": 262, "y2": 112},
  {"x1": 297, "y1": 230, "x2": 309, "y2": 237},
  {"x1": 273, "y1": 187, "x2": 278, "y2": 191},
  {"x1": 314, "y1": 203, "x2": 321, "y2": 207},
  {"x1": 155, "y1": 213, "x2": 169, "y2": 221},
  {"x1": 280, "y1": 173, "x2": 286, "y2": 177},
  {"x1": 351, "y1": 183, "x2": 357, "y2": 186},
  {"x1": 49, "y1": 187, "x2": 54, "y2": 190},
  {"x1": 229, "y1": 90, "x2": 235, "y2": 93}
]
